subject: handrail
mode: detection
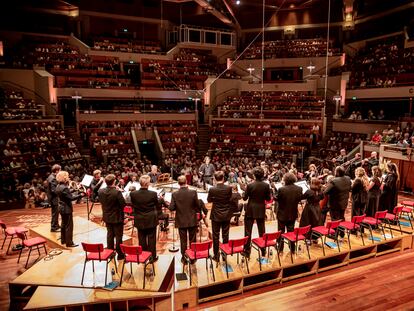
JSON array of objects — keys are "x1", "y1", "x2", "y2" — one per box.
[
  {"x1": 153, "y1": 128, "x2": 165, "y2": 162},
  {"x1": 313, "y1": 56, "x2": 342, "y2": 76},
  {"x1": 207, "y1": 87, "x2": 239, "y2": 115},
  {"x1": 130, "y1": 128, "x2": 141, "y2": 160}
]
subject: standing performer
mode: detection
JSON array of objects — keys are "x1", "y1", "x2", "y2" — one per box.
[
  {"x1": 366, "y1": 166, "x2": 382, "y2": 217},
  {"x1": 351, "y1": 167, "x2": 369, "y2": 217},
  {"x1": 55, "y1": 171, "x2": 83, "y2": 247},
  {"x1": 169, "y1": 175, "x2": 199, "y2": 263},
  {"x1": 207, "y1": 170, "x2": 232, "y2": 261},
  {"x1": 324, "y1": 166, "x2": 352, "y2": 221},
  {"x1": 90, "y1": 170, "x2": 104, "y2": 202},
  {"x1": 299, "y1": 178, "x2": 324, "y2": 229},
  {"x1": 199, "y1": 156, "x2": 215, "y2": 187},
  {"x1": 130, "y1": 175, "x2": 159, "y2": 262},
  {"x1": 275, "y1": 172, "x2": 303, "y2": 252},
  {"x1": 243, "y1": 167, "x2": 271, "y2": 257},
  {"x1": 380, "y1": 162, "x2": 399, "y2": 213},
  {"x1": 99, "y1": 174, "x2": 126, "y2": 260},
  {"x1": 47, "y1": 164, "x2": 61, "y2": 232}
]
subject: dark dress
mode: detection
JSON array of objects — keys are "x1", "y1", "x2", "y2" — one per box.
[
  {"x1": 351, "y1": 179, "x2": 368, "y2": 217},
  {"x1": 379, "y1": 173, "x2": 398, "y2": 212},
  {"x1": 366, "y1": 177, "x2": 381, "y2": 217},
  {"x1": 299, "y1": 189, "x2": 324, "y2": 228}
]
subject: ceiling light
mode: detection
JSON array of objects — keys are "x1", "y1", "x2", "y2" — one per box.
[{"x1": 236, "y1": 0, "x2": 240, "y2": 5}]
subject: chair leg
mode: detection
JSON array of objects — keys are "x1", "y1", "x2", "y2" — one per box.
[
  {"x1": 274, "y1": 246, "x2": 281, "y2": 267},
  {"x1": 210, "y1": 257, "x2": 215, "y2": 282},
  {"x1": 380, "y1": 224, "x2": 386, "y2": 240},
  {"x1": 225, "y1": 254, "x2": 229, "y2": 279},
  {"x1": 92, "y1": 260, "x2": 95, "y2": 272},
  {"x1": 105, "y1": 261, "x2": 109, "y2": 285},
  {"x1": 152, "y1": 262, "x2": 155, "y2": 276},
  {"x1": 81, "y1": 260, "x2": 87, "y2": 285},
  {"x1": 288, "y1": 240, "x2": 294, "y2": 264},
  {"x1": 6, "y1": 236, "x2": 14, "y2": 254},
  {"x1": 120, "y1": 261, "x2": 125, "y2": 286},
  {"x1": 25, "y1": 247, "x2": 32, "y2": 269},
  {"x1": 257, "y1": 246, "x2": 262, "y2": 271},
  {"x1": 321, "y1": 235, "x2": 325, "y2": 256},
  {"x1": 1, "y1": 235, "x2": 6, "y2": 249},
  {"x1": 43, "y1": 244, "x2": 47, "y2": 255},
  {"x1": 359, "y1": 227, "x2": 365, "y2": 246},
  {"x1": 112, "y1": 256, "x2": 118, "y2": 273},
  {"x1": 17, "y1": 247, "x2": 23, "y2": 263},
  {"x1": 305, "y1": 240, "x2": 311, "y2": 260},
  {"x1": 336, "y1": 234, "x2": 341, "y2": 253},
  {"x1": 245, "y1": 254, "x2": 250, "y2": 274},
  {"x1": 143, "y1": 264, "x2": 146, "y2": 289}
]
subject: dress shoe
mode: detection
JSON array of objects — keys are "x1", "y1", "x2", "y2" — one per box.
[
  {"x1": 50, "y1": 229, "x2": 60, "y2": 232},
  {"x1": 190, "y1": 259, "x2": 196, "y2": 265},
  {"x1": 66, "y1": 243, "x2": 79, "y2": 247},
  {"x1": 61, "y1": 241, "x2": 66, "y2": 245}
]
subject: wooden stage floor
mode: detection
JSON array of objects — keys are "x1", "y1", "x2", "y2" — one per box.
[{"x1": 1, "y1": 198, "x2": 414, "y2": 310}]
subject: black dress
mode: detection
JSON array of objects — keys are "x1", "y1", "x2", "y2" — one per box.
[
  {"x1": 351, "y1": 179, "x2": 368, "y2": 217},
  {"x1": 379, "y1": 173, "x2": 398, "y2": 212},
  {"x1": 299, "y1": 189, "x2": 323, "y2": 228},
  {"x1": 366, "y1": 176, "x2": 381, "y2": 217}
]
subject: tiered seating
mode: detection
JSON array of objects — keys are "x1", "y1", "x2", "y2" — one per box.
[
  {"x1": 1, "y1": 89, "x2": 44, "y2": 120},
  {"x1": 92, "y1": 36, "x2": 162, "y2": 54},
  {"x1": 242, "y1": 38, "x2": 340, "y2": 59},
  {"x1": 0, "y1": 120, "x2": 82, "y2": 173},
  {"x1": 333, "y1": 36, "x2": 414, "y2": 88},
  {"x1": 218, "y1": 91, "x2": 324, "y2": 120},
  {"x1": 154, "y1": 120, "x2": 197, "y2": 156},
  {"x1": 141, "y1": 48, "x2": 237, "y2": 90},
  {"x1": 321, "y1": 131, "x2": 368, "y2": 159},
  {"x1": 10, "y1": 36, "x2": 134, "y2": 89},
  {"x1": 79, "y1": 121, "x2": 135, "y2": 160}
]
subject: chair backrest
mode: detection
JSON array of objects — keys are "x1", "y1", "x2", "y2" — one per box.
[
  {"x1": 82, "y1": 242, "x2": 104, "y2": 253},
  {"x1": 0, "y1": 220, "x2": 6, "y2": 230},
  {"x1": 16, "y1": 231, "x2": 26, "y2": 241},
  {"x1": 393, "y1": 205, "x2": 404, "y2": 215},
  {"x1": 375, "y1": 211, "x2": 388, "y2": 220},
  {"x1": 352, "y1": 214, "x2": 365, "y2": 225},
  {"x1": 120, "y1": 244, "x2": 142, "y2": 256},
  {"x1": 229, "y1": 237, "x2": 248, "y2": 254},
  {"x1": 263, "y1": 231, "x2": 281, "y2": 245},
  {"x1": 327, "y1": 220, "x2": 341, "y2": 230},
  {"x1": 190, "y1": 240, "x2": 212, "y2": 256},
  {"x1": 294, "y1": 225, "x2": 311, "y2": 236}
]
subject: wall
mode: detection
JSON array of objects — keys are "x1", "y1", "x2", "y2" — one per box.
[
  {"x1": 34, "y1": 70, "x2": 56, "y2": 115},
  {"x1": 332, "y1": 120, "x2": 398, "y2": 135},
  {"x1": 240, "y1": 80, "x2": 317, "y2": 93},
  {"x1": 0, "y1": 69, "x2": 35, "y2": 93},
  {"x1": 79, "y1": 113, "x2": 195, "y2": 122},
  {"x1": 346, "y1": 86, "x2": 414, "y2": 99}
]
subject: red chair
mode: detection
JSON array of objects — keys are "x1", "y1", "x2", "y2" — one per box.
[
  {"x1": 252, "y1": 231, "x2": 281, "y2": 270},
  {"x1": 381, "y1": 205, "x2": 404, "y2": 238},
  {"x1": 16, "y1": 231, "x2": 47, "y2": 268},
  {"x1": 338, "y1": 215, "x2": 365, "y2": 249},
  {"x1": 219, "y1": 237, "x2": 249, "y2": 278},
  {"x1": 184, "y1": 240, "x2": 215, "y2": 285},
  {"x1": 399, "y1": 202, "x2": 414, "y2": 229},
  {"x1": 281, "y1": 225, "x2": 311, "y2": 263},
  {"x1": 361, "y1": 211, "x2": 388, "y2": 242},
  {"x1": 0, "y1": 220, "x2": 28, "y2": 254},
  {"x1": 120, "y1": 244, "x2": 154, "y2": 289},
  {"x1": 311, "y1": 220, "x2": 341, "y2": 256},
  {"x1": 81, "y1": 243, "x2": 117, "y2": 286}
]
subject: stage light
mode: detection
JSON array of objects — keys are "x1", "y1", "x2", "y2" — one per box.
[
  {"x1": 247, "y1": 65, "x2": 255, "y2": 75},
  {"x1": 236, "y1": 0, "x2": 240, "y2": 5},
  {"x1": 306, "y1": 61, "x2": 316, "y2": 74}
]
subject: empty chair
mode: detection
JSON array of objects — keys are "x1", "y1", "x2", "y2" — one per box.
[
  {"x1": 16, "y1": 231, "x2": 47, "y2": 268},
  {"x1": 219, "y1": 237, "x2": 249, "y2": 278},
  {"x1": 361, "y1": 211, "x2": 388, "y2": 242},
  {"x1": 184, "y1": 240, "x2": 215, "y2": 285},
  {"x1": 81, "y1": 243, "x2": 117, "y2": 286},
  {"x1": 251, "y1": 231, "x2": 281, "y2": 270},
  {"x1": 281, "y1": 225, "x2": 311, "y2": 263},
  {"x1": 399, "y1": 202, "x2": 414, "y2": 229},
  {"x1": 381, "y1": 205, "x2": 404, "y2": 237},
  {"x1": 311, "y1": 220, "x2": 341, "y2": 256},
  {"x1": 338, "y1": 215, "x2": 365, "y2": 249},
  {"x1": 120, "y1": 244, "x2": 154, "y2": 289},
  {"x1": 0, "y1": 220, "x2": 28, "y2": 254}
]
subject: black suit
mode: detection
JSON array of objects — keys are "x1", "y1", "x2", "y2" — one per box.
[
  {"x1": 275, "y1": 184, "x2": 303, "y2": 251},
  {"x1": 99, "y1": 187, "x2": 126, "y2": 258},
  {"x1": 324, "y1": 176, "x2": 352, "y2": 221},
  {"x1": 47, "y1": 173, "x2": 59, "y2": 230},
  {"x1": 130, "y1": 188, "x2": 159, "y2": 258},
  {"x1": 169, "y1": 187, "x2": 199, "y2": 256},
  {"x1": 243, "y1": 180, "x2": 271, "y2": 255},
  {"x1": 207, "y1": 183, "x2": 232, "y2": 258}
]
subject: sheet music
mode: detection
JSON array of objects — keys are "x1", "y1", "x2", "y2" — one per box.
[
  {"x1": 81, "y1": 174, "x2": 93, "y2": 187},
  {"x1": 295, "y1": 180, "x2": 309, "y2": 194},
  {"x1": 99, "y1": 181, "x2": 107, "y2": 189},
  {"x1": 274, "y1": 182, "x2": 283, "y2": 190},
  {"x1": 125, "y1": 181, "x2": 140, "y2": 191},
  {"x1": 197, "y1": 192, "x2": 209, "y2": 204},
  {"x1": 148, "y1": 186, "x2": 164, "y2": 196},
  {"x1": 163, "y1": 192, "x2": 172, "y2": 203}
]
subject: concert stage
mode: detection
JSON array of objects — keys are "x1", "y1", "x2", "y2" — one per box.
[{"x1": 29, "y1": 216, "x2": 132, "y2": 250}]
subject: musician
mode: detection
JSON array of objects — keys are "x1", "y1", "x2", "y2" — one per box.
[
  {"x1": 380, "y1": 162, "x2": 399, "y2": 213},
  {"x1": 324, "y1": 166, "x2": 352, "y2": 221},
  {"x1": 207, "y1": 170, "x2": 232, "y2": 261},
  {"x1": 366, "y1": 166, "x2": 382, "y2": 217},
  {"x1": 243, "y1": 167, "x2": 271, "y2": 257},
  {"x1": 148, "y1": 165, "x2": 160, "y2": 184},
  {"x1": 98, "y1": 174, "x2": 126, "y2": 260},
  {"x1": 335, "y1": 149, "x2": 347, "y2": 165},
  {"x1": 299, "y1": 178, "x2": 324, "y2": 234},
  {"x1": 130, "y1": 175, "x2": 159, "y2": 262},
  {"x1": 157, "y1": 194, "x2": 170, "y2": 232},
  {"x1": 305, "y1": 164, "x2": 318, "y2": 182},
  {"x1": 275, "y1": 172, "x2": 303, "y2": 252},
  {"x1": 47, "y1": 164, "x2": 61, "y2": 232},
  {"x1": 55, "y1": 171, "x2": 84, "y2": 247},
  {"x1": 351, "y1": 167, "x2": 369, "y2": 217},
  {"x1": 90, "y1": 170, "x2": 104, "y2": 202},
  {"x1": 169, "y1": 175, "x2": 199, "y2": 262},
  {"x1": 346, "y1": 153, "x2": 362, "y2": 177},
  {"x1": 199, "y1": 156, "x2": 215, "y2": 187},
  {"x1": 368, "y1": 152, "x2": 379, "y2": 167},
  {"x1": 125, "y1": 173, "x2": 140, "y2": 192}
]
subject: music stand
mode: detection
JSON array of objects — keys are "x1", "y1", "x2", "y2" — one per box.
[
  {"x1": 81, "y1": 174, "x2": 94, "y2": 220},
  {"x1": 169, "y1": 211, "x2": 179, "y2": 253}
]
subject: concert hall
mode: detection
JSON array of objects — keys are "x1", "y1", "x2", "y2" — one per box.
[{"x1": 1, "y1": 0, "x2": 414, "y2": 310}]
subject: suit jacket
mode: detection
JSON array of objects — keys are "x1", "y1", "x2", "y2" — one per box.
[
  {"x1": 324, "y1": 176, "x2": 352, "y2": 211},
  {"x1": 130, "y1": 188, "x2": 159, "y2": 229},
  {"x1": 46, "y1": 173, "x2": 58, "y2": 205},
  {"x1": 99, "y1": 187, "x2": 126, "y2": 224},
  {"x1": 243, "y1": 180, "x2": 271, "y2": 219},
  {"x1": 276, "y1": 184, "x2": 303, "y2": 222},
  {"x1": 208, "y1": 183, "x2": 232, "y2": 222},
  {"x1": 55, "y1": 184, "x2": 82, "y2": 214},
  {"x1": 169, "y1": 187, "x2": 199, "y2": 228}
]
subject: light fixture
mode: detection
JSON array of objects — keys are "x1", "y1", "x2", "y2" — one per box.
[
  {"x1": 236, "y1": 0, "x2": 240, "y2": 5},
  {"x1": 247, "y1": 65, "x2": 255, "y2": 75},
  {"x1": 333, "y1": 91, "x2": 342, "y2": 118},
  {"x1": 306, "y1": 61, "x2": 316, "y2": 74}
]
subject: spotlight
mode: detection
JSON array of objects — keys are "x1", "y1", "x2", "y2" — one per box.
[{"x1": 236, "y1": 0, "x2": 240, "y2": 5}]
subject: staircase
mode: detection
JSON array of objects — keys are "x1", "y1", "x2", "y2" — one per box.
[
  {"x1": 64, "y1": 126, "x2": 88, "y2": 156},
  {"x1": 196, "y1": 124, "x2": 210, "y2": 158}
]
